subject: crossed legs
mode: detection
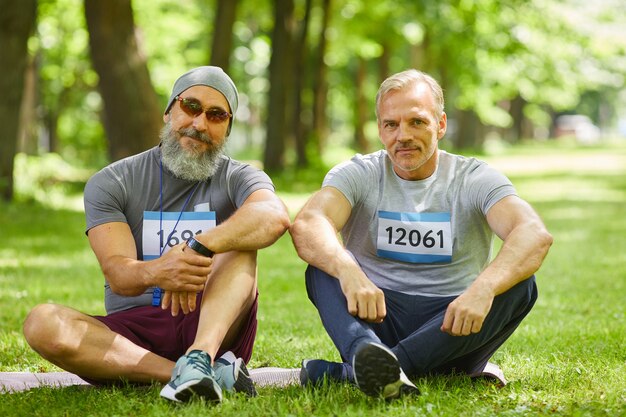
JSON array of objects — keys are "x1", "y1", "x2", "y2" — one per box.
[
  {"x1": 22, "y1": 250, "x2": 257, "y2": 384},
  {"x1": 305, "y1": 265, "x2": 537, "y2": 377}
]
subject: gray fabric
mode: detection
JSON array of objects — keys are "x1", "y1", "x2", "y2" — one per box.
[
  {"x1": 323, "y1": 150, "x2": 516, "y2": 296},
  {"x1": 84, "y1": 146, "x2": 274, "y2": 314},
  {"x1": 0, "y1": 368, "x2": 301, "y2": 392}
]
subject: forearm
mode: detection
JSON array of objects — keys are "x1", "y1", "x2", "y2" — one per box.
[
  {"x1": 291, "y1": 214, "x2": 387, "y2": 322},
  {"x1": 100, "y1": 246, "x2": 210, "y2": 297},
  {"x1": 100, "y1": 256, "x2": 156, "y2": 296},
  {"x1": 473, "y1": 220, "x2": 552, "y2": 296},
  {"x1": 290, "y1": 215, "x2": 361, "y2": 280},
  {"x1": 197, "y1": 199, "x2": 290, "y2": 253}
]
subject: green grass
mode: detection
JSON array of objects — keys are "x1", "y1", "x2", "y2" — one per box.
[{"x1": 1, "y1": 140, "x2": 626, "y2": 416}]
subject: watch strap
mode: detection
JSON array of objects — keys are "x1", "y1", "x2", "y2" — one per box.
[{"x1": 185, "y1": 237, "x2": 214, "y2": 257}]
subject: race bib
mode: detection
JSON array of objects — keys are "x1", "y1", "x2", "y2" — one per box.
[
  {"x1": 142, "y1": 211, "x2": 216, "y2": 260},
  {"x1": 376, "y1": 210, "x2": 452, "y2": 263}
]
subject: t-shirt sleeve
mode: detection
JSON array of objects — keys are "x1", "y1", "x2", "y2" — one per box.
[
  {"x1": 83, "y1": 167, "x2": 129, "y2": 234},
  {"x1": 227, "y1": 163, "x2": 276, "y2": 208},
  {"x1": 322, "y1": 155, "x2": 375, "y2": 207},
  {"x1": 465, "y1": 162, "x2": 517, "y2": 215}
]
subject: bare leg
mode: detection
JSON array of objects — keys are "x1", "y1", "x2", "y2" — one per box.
[
  {"x1": 188, "y1": 250, "x2": 258, "y2": 360},
  {"x1": 23, "y1": 304, "x2": 174, "y2": 383},
  {"x1": 22, "y1": 251, "x2": 257, "y2": 382}
]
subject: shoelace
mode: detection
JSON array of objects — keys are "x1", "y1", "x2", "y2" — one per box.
[{"x1": 186, "y1": 352, "x2": 214, "y2": 376}]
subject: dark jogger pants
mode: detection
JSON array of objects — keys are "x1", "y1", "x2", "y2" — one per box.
[{"x1": 305, "y1": 265, "x2": 537, "y2": 377}]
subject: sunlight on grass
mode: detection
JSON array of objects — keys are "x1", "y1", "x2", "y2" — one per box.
[{"x1": 514, "y1": 176, "x2": 626, "y2": 203}]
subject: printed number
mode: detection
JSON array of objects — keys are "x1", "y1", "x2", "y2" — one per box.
[
  {"x1": 158, "y1": 229, "x2": 203, "y2": 248},
  {"x1": 385, "y1": 227, "x2": 444, "y2": 249}
]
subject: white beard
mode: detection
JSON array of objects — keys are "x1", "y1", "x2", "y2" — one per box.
[{"x1": 159, "y1": 122, "x2": 225, "y2": 181}]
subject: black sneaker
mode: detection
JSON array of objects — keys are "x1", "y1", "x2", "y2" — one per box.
[
  {"x1": 300, "y1": 359, "x2": 353, "y2": 386},
  {"x1": 352, "y1": 342, "x2": 420, "y2": 399}
]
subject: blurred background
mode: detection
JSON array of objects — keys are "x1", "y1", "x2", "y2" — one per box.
[{"x1": 1, "y1": 0, "x2": 625, "y2": 205}]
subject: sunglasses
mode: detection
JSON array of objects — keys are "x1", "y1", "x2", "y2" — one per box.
[{"x1": 175, "y1": 96, "x2": 232, "y2": 123}]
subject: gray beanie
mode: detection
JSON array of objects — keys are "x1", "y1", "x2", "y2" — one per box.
[{"x1": 165, "y1": 66, "x2": 239, "y2": 135}]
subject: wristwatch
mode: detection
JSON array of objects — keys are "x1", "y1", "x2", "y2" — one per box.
[{"x1": 185, "y1": 237, "x2": 214, "y2": 257}]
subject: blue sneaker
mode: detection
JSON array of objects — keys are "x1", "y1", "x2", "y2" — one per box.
[
  {"x1": 213, "y1": 351, "x2": 257, "y2": 397},
  {"x1": 159, "y1": 350, "x2": 222, "y2": 403},
  {"x1": 300, "y1": 359, "x2": 354, "y2": 386},
  {"x1": 352, "y1": 342, "x2": 419, "y2": 399}
]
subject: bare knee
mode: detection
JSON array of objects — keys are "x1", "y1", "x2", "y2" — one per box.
[{"x1": 23, "y1": 304, "x2": 81, "y2": 358}]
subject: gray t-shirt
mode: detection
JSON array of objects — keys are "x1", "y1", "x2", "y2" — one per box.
[
  {"x1": 323, "y1": 150, "x2": 516, "y2": 296},
  {"x1": 84, "y1": 146, "x2": 275, "y2": 313}
]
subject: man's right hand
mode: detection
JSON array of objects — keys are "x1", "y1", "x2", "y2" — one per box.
[
  {"x1": 151, "y1": 242, "x2": 213, "y2": 292},
  {"x1": 152, "y1": 242, "x2": 213, "y2": 315},
  {"x1": 339, "y1": 274, "x2": 386, "y2": 323}
]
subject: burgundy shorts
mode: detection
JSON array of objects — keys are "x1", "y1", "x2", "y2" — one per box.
[{"x1": 92, "y1": 291, "x2": 258, "y2": 364}]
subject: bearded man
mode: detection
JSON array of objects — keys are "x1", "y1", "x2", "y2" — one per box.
[{"x1": 23, "y1": 66, "x2": 290, "y2": 404}]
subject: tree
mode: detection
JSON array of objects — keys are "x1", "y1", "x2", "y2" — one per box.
[
  {"x1": 292, "y1": 0, "x2": 313, "y2": 167},
  {"x1": 310, "y1": 0, "x2": 331, "y2": 155},
  {"x1": 210, "y1": 0, "x2": 238, "y2": 71},
  {"x1": 263, "y1": 0, "x2": 296, "y2": 172},
  {"x1": 84, "y1": 0, "x2": 162, "y2": 162},
  {"x1": 0, "y1": 0, "x2": 37, "y2": 201}
]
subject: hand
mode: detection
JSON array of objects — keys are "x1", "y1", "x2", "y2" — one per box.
[
  {"x1": 161, "y1": 290, "x2": 198, "y2": 316},
  {"x1": 339, "y1": 273, "x2": 386, "y2": 323},
  {"x1": 441, "y1": 281, "x2": 494, "y2": 336},
  {"x1": 151, "y1": 242, "x2": 213, "y2": 293}
]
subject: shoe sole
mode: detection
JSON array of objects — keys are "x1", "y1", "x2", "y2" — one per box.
[
  {"x1": 353, "y1": 343, "x2": 401, "y2": 397},
  {"x1": 233, "y1": 359, "x2": 257, "y2": 397},
  {"x1": 353, "y1": 342, "x2": 419, "y2": 399},
  {"x1": 299, "y1": 359, "x2": 311, "y2": 386},
  {"x1": 160, "y1": 377, "x2": 222, "y2": 403}
]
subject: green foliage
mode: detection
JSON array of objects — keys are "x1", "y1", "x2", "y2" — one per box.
[
  {"x1": 1, "y1": 142, "x2": 625, "y2": 415},
  {"x1": 34, "y1": 0, "x2": 106, "y2": 167},
  {"x1": 12, "y1": 152, "x2": 93, "y2": 210},
  {"x1": 27, "y1": 0, "x2": 626, "y2": 172}
]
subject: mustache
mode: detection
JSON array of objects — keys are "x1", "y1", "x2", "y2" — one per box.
[
  {"x1": 178, "y1": 128, "x2": 211, "y2": 144},
  {"x1": 395, "y1": 143, "x2": 420, "y2": 151}
]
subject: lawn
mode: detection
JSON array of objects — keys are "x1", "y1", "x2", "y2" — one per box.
[{"x1": 0, "y1": 140, "x2": 625, "y2": 416}]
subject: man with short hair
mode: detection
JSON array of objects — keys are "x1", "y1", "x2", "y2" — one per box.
[
  {"x1": 290, "y1": 69, "x2": 552, "y2": 399},
  {"x1": 24, "y1": 66, "x2": 290, "y2": 403}
]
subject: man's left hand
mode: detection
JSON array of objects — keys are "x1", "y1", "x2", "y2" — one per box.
[
  {"x1": 441, "y1": 281, "x2": 494, "y2": 336},
  {"x1": 161, "y1": 290, "x2": 198, "y2": 316}
]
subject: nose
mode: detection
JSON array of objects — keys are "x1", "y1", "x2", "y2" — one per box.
[
  {"x1": 397, "y1": 122, "x2": 412, "y2": 142},
  {"x1": 191, "y1": 112, "x2": 209, "y2": 132}
]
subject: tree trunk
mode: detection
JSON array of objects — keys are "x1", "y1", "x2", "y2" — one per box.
[
  {"x1": 0, "y1": 0, "x2": 37, "y2": 201},
  {"x1": 210, "y1": 0, "x2": 238, "y2": 71},
  {"x1": 18, "y1": 54, "x2": 39, "y2": 155},
  {"x1": 293, "y1": 0, "x2": 312, "y2": 168},
  {"x1": 379, "y1": 41, "x2": 390, "y2": 84},
  {"x1": 84, "y1": 0, "x2": 162, "y2": 162},
  {"x1": 311, "y1": 0, "x2": 331, "y2": 155},
  {"x1": 455, "y1": 109, "x2": 484, "y2": 150},
  {"x1": 509, "y1": 95, "x2": 525, "y2": 143},
  {"x1": 263, "y1": 0, "x2": 295, "y2": 172},
  {"x1": 354, "y1": 57, "x2": 369, "y2": 153}
]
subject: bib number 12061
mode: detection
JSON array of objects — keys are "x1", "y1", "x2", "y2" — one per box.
[{"x1": 385, "y1": 227, "x2": 444, "y2": 249}]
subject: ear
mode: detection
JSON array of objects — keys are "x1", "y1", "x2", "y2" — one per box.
[
  {"x1": 163, "y1": 113, "x2": 170, "y2": 123},
  {"x1": 437, "y1": 112, "x2": 447, "y2": 140}
]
